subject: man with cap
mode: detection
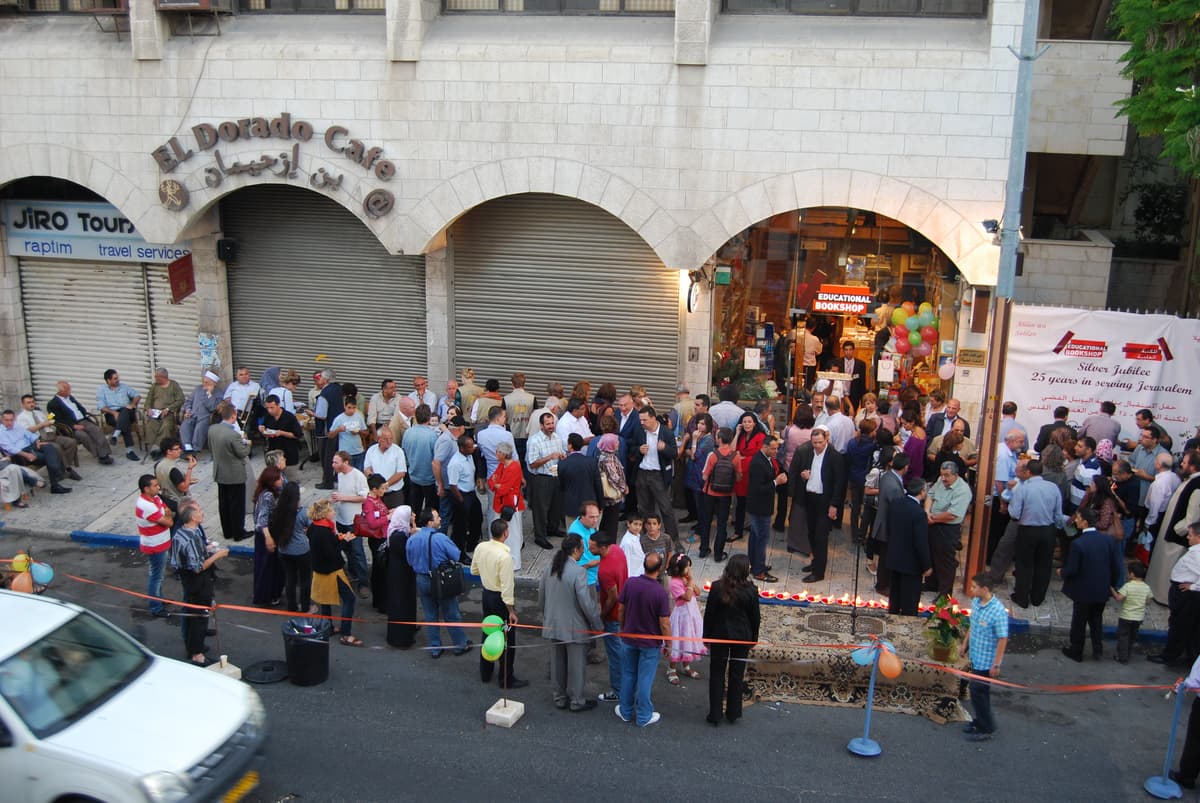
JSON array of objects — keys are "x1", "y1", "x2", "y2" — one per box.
[
  {"x1": 925, "y1": 461, "x2": 972, "y2": 596},
  {"x1": 432, "y1": 415, "x2": 468, "y2": 533},
  {"x1": 526, "y1": 410, "x2": 567, "y2": 549},
  {"x1": 179, "y1": 372, "x2": 223, "y2": 456}
]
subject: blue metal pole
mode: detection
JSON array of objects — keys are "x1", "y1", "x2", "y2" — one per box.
[{"x1": 1145, "y1": 683, "x2": 1186, "y2": 799}]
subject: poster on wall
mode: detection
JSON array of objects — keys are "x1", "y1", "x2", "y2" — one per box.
[{"x1": 1004, "y1": 305, "x2": 1200, "y2": 447}]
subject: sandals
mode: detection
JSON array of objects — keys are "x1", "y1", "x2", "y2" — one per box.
[
  {"x1": 681, "y1": 667, "x2": 701, "y2": 679},
  {"x1": 339, "y1": 635, "x2": 364, "y2": 647},
  {"x1": 667, "y1": 669, "x2": 681, "y2": 685}
]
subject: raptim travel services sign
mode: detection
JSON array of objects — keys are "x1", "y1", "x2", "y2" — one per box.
[
  {"x1": 3, "y1": 201, "x2": 191, "y2": 264},
  {"x1": 152, "y1": 113, "x2": 396, "y2": 218}
]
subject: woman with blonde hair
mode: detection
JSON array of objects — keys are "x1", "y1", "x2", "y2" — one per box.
[{"x1": 307, "y1": 497, "x2": 363, "y2": 646}]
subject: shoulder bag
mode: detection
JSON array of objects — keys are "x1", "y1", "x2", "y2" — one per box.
[{"x1": 426, "y1": 531, "x2": 464, "y2": 600}]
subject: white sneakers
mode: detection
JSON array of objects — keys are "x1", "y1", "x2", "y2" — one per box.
[{"x1": 613, "y1": 705, "x2": 660, "y2": 727}]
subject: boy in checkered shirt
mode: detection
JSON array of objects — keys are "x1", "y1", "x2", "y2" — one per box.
[{"x1": 960, "y1": 573, "x2": 1008, "y2": 742}]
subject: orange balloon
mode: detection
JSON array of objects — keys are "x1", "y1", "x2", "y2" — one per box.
[
  {"x1": 10, "y1": 571, "x2": 34, "y2": 594},
  {"x1": 878, "y1": 650, "x2": 902, "y2": 679}
]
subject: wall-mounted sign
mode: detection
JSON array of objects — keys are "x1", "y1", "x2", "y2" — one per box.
[
  {"x1": 956, "y1": 348, "x2": 986, "y2": 367},
  {"x1": 812, "y1": 284, "x2": 872, "y2": 315},
  {"x1": 150, "y1": 112, "x2": 396, "y2": 218},
  {"x1": 167, "y1": 253, "x2": 195, "y2": 303},
  {"x1": 3, "y1": 201, "x2": 191, "y2": 264}
]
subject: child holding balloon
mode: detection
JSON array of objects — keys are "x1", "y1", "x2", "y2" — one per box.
[{"x1": 665, "y1": 553, "x2": 706, "y2": 685}]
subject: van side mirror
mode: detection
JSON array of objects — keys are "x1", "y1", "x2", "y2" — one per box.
[{"x1": 0, "y1": 718, "x2": 13, "y2": 748}]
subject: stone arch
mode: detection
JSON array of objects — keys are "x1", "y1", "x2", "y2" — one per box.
[
  {"x1": 402, "y1": 157, "x2": 683, "y2": 263},
  {"x1": 692, "y1": 169, "x2": 999, "y2": 286},
  {"x1": 0, "y1": 144, "x2": 144, "y2": 225}
]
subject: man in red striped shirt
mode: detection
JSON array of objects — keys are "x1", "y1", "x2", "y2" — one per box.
[{"x1": 136, "y1": 474, "x2": 174, "y2": 617}]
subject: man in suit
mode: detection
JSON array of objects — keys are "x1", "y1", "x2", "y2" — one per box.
[
  {"x1": 1061, "y1": 505, "x2": 1123, "y2": 661},
  {"x1": 615, "y1": 392, "x2": 641, "y2": 515},
  {"x1": 632, "y1": 406, "x2": 681, "y2": 551},
  {"x1": 887, "y1": 477, "x2": 932, "y2": 616},
  {"x1": 747, "y1": 436, "x2": 788, "y2": 582},
  {"x1": 789, "y1": 426, "x2": 847, "y2": 583},
  {"x1": 1034, "y1": 405, "x2": 1076, "y2": 454},
  {"x1": 559, "y1": 432, "x2": 602, "y2": 533},
  {"x1": 871, "y1": 451, "x2": 908, "y2": 596},
  {"x1": 312, "y1": 368, "x2": 343, "y2": 490},
  {"x1": 48, "y1": 380, "x2": 113, "y2": 464},
  {"x1": 926, "y1": 398, "x2": 970, "y2": 441},
  {"x1": 826, "y1": 340, "x2": 867, "y2": 408},
  {"x1": 209, "y1": 401, "x2": 252, "y2": 542}
]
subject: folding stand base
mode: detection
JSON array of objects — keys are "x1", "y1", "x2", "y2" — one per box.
[
  {"x1": 1143, "y1": 776, "x2": 1183, "y2": 799},
  {"x1": 486, "y1": 699, "x2": 525, "y2": 728},
  {"x1": 847, "y1": 737, "x2": 881, "y2": 757}
]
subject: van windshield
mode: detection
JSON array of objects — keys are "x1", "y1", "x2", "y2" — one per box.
[{"x1": 0, "y1": 611, "x2": 150, "y2": 738}]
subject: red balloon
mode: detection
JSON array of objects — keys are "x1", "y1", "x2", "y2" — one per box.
[
  {"x1": 921, "y1": 325, "x2": 937, "y2": 343},
  {"x1": 895, "y1": 340, "x2": 912, "y2": 354},
  {"x1": 894, "y1": 325, "x2": 909, "y2": 340}
]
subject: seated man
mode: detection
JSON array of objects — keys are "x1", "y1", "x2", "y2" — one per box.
[
  {"x1": 47, "y1": 380, "x2": 112, "y2": 465},
  {"x1": 222, "y1": 366, "x2": 262, "y2": 429},
  {"x1": 17, "y1": 393, "x2": 80, "y2": 477},
  {"x1": 180, "y1": 371, "x2": 223, "y2": 455},
  {"x1": 96, "y1": 368, "x2": 141, "y2": 461},
  {"x1": 0, "y1": 409, "x2": 71, "y2": 494},
  {"x1": 142, "y1": 368, "x2": 184, "y2": 460}
]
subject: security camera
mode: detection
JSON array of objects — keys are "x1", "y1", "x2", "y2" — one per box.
[{"x1": 981, "y1": 219, "x2": 1000, "y2": 235}]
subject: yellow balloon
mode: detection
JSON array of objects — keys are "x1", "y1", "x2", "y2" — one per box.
[
  {"x1": 878, "y1": 650, "x2": 902, "y2": 679},
  {"x1": 10, "y1": 572, "x2": 34, "y2": 594},
  {"x1": 11, "y1": 553, "x2": 30, "y2": 573}
]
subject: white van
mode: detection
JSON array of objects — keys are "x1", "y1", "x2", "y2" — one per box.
[{"x1": 0, "y1": 590, "x2": 266, "y2": 803}]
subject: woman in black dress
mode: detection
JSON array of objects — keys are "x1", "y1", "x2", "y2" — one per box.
[
  {"x1": 385, "y1": 505, "x2": 418, "y2": 648},
  {"x1": 702, "y1": 554, "x2": 760, "y2": 725}
]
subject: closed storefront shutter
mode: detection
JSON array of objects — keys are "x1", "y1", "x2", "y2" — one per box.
[
  {"x1": 146, "y1": 263, "x2": 202, "y2": 386},
  {"x1": 19, "y1": 259, "x2": 153, "y2": 403},
  {"x1": 221, "y1": 186, "x2": 427, "y2": 395},
  {"x1": 450, "y1": 194, "x2": 681, "y2": 403}
]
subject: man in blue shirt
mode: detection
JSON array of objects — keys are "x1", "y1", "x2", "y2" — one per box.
[
  {"x1": 1008, "y1": 459, "x2": 1064, "y2": 609},
  {"x1": 96, "y1": 368, "x2": 142, "y2": 461},
  {"x1": 0, "y1": 409, "x2": 71, "y2": 494},
  {"x1": 402, "y1": 403, "x2": 440, "y2": 514},
  {"x1": 405, "y1": 508, "x2": 471, "y2": 658}
]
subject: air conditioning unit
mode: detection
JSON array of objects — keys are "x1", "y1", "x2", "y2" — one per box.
[{"x1": 155, "y1": 0, "x2": 233, "y2": 10}]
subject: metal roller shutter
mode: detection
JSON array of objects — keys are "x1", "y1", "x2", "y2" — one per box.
[
  {"x1": 221, "y1": 186, "x2": 427, "y2": 395},
  {"x1": 146, "y1": 264, "x2": 202, "y2": 385},
  {"x1": 450, "y1": 194, "x2": 682, "y2": 404},
  {"x1": 19, "y1": 259, "x2": 153, "y2": 403}
]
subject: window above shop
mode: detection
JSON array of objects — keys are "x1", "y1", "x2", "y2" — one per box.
[
  {"x1": 721, "y1": 0, "x2": 985, "y2": 17},
  {"x1": 237, "y1": 0, "x2": 382, "y2": 11},
  {"x1": 442, "y1": 0, "x2": 673, "y2": 13}
]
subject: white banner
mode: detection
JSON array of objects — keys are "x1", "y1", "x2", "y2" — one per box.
[
  {"x1": 3, "y1": 200, "x2": 190, "y2": 264},
  {"x1": 1003, "y1": 305, "x2": 1200, "y2": 447}
]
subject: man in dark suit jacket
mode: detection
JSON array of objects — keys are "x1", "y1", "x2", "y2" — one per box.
[
  {"x1": 747, "y1": 436, "x2": 787, "y2": 582},
  {"x1": 1034, "y1": 406, "x2": 1076, "y2": 454},
  {"x1": 615, "y1": 392, "x2": 641, "y2": 514},
  {"x1": 558, "y1": 432, "x2": 602, "y2": 532},
  {"x1": 871, "y1": 452, "x2": 909, "y2": 596},
  {"x1": 926, "y1": 398, "x2": 971, "y2": 440},
  {"x1": 824, "y1": 340, "x2": 868, "y2": 408},
  {"x1": 886, "y1": 477, "x2": 932, "y2": 615},
  {"x1": 48, "y1": 380, "x2": 113, "y2": 464},
  {"x1": 631, "y1": 406, "x2": 681, "y2": 549},
  {"x1": 209, "y1": 401, "x2": 252, "y2": 542},
  {"x1": 788, "y1": 426, "x2": 847, "y2": 582},
  {"x1": 1061, "y1": 505, "x2": 1123, "y2": 661}
]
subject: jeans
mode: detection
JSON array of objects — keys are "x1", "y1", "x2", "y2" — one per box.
[
  {"x1": 146, "y1": 550, "x2": 167, "y2": 614},
  {"x1": 318, "y1": 576, "x2": 356, "y2": 636},
  {"x1": 619, "y1": 642, "x2": 661, "y2": 726},
  {"x1": 702, "y1": 494, "x2": 733, "y2": 557},
  {"x1": 968, "y1": 665, "x2": 995, "y2": 733},
  {"x1": 349, "y1": 452, "x2": 365, "y2": 472},
  {"x1": 748, "y1": 513, "x2": 772, "y2": 576},
  {"x1": 338, "y1": 526, "x2": 369, "y2": 590},
  {"x1": 603, "y1": 620, "x2": 625, "y2": 696},
  {"x1": 415, "y1": 573, "x2": 467, "y2": 652},
  {"x1": 437, "y1": 489, "x2": 454, "y2": 534}
]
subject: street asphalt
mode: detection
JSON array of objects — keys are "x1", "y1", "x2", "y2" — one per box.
[{"x1": 2, "y1": 536, "x2": 1190, "y2": 803}]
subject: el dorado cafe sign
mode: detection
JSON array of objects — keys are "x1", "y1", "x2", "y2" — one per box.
[{"x1": 152, "y1": 112, "x2": 396, "y2": 218}]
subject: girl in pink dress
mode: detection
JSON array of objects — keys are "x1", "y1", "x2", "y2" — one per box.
[{"x1": 665, "y1": 552, "x2": 707, "y2": 685}]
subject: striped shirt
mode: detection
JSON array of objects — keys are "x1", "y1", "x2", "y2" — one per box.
[
  {"x1": 135, "y1": 493, "x2": 171, "y2": 554},
  {"x1": 526, "y1": 430, "x2": 565, "y2": 476},
  {"x1": 169, "y1": 525, "x2": 208, "y2": 574}
]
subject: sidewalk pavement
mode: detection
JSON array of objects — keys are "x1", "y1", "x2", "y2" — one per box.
[{"x1": 0, "y1": 447, "x2": 1167, "y2": 636}]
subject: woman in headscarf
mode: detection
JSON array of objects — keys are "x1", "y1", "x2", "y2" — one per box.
[
  {"x1": 385, "y1": 505, "x2": 418, "y2": 649},
  {"x1": 596, "y1": 433, "x2": 628, "y2": 543}
]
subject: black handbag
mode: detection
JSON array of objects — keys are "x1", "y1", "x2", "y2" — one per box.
[{"x1": 426, "y1": 530, "x2": 463, "y2": 600}]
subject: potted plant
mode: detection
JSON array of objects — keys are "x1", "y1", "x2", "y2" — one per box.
[{"x1": 925, "y1": 593, "x2": 968, "y2": 663}]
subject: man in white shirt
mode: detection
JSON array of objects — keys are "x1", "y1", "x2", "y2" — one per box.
[
  {"x1": 1146, "y1": 452, "x2": 1183, "y2": 529},
  {"x1": 331, "y1": 450, "x2": 370, "y2": 598},
  {"x1": 557, "y1": 398, "x2": 595, "y2": 445},
  {"x1": 823, "y1": 396, "x2": 855, "y2": 453},
  {"x1": 367, "y1": 378, "x2": 400, "y2": 438},
  {"x1": 408, "y1": 375, "x2": 438, "y2": 411},
  {"x1": 526, "y1": 411, "x2": 566, "y2": 549},
  {"x1": 799, "y1": 326, "x2": 822, "y2": 388},
  {"x1": 364, "y1": 427, "x2": 407, "y2": 508},
  {"x1": 48, "y1": 379, "x2": 112, "y2": 463},
  {"x1": 18, "y1": 393, "x2": 80, "y2": 476},
  {"x1": 634, "y1": 406, "x2": 681, "y2": 550},
  {"x1": 221, "y1": 367, "x2": 261, "y2": 417}
]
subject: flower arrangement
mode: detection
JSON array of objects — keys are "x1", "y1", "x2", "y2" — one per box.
[{"x1": 926, "y1": 593, "x2": 969, "y2": 648}]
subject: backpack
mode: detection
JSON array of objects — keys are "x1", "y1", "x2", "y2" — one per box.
[{"x1": 708, "y1": 451, "x2": 736, "y2": 494}]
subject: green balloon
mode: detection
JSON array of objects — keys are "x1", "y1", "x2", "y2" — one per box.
[
  {"x1": 481, "y1": 631, "x2": 506, "y2": 662},
  {"x1": 929, "y1": 316, "x2": 939, "y2": 330},
  {"x1": 908, "y1": 330, "x2": 923, "y2": 346},
  {"x1": 482, "y1": 614, "x2": 505, "y2": 636}
]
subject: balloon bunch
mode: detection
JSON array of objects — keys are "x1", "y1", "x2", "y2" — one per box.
[
  {"x1": 888, "y1": 301, "x2": 938, "y2": 358},
  {"x1": 480, "y1": 614, "x2": 508, "y2": 662},
  {"x1": 6, "y1": 552, "x2": 54, "y2": 594},
  {"x1": 851, "y1": 638, "x2": 903, "y2": 679}
]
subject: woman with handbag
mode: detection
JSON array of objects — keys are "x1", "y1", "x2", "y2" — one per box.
[
  {"x1": 487, "y1": 442, "x2": 526, "y2": 569},
  {"x1": 308, "y1": 498, "x2": 364, "y2": 646},
  {"x1": 251, "y1": 465, "x2": 284, "y2": 606},
  {"x1": 596, "y1": 433, "x2": 628, "y2": 545},
  {"x1": 385, "y1": 505, "x2": 418, "y2": 649}
]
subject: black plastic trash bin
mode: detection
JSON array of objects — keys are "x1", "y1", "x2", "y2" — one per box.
[{"x1": 281, "y1": 618, "x2": 332, "y2": 686}]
